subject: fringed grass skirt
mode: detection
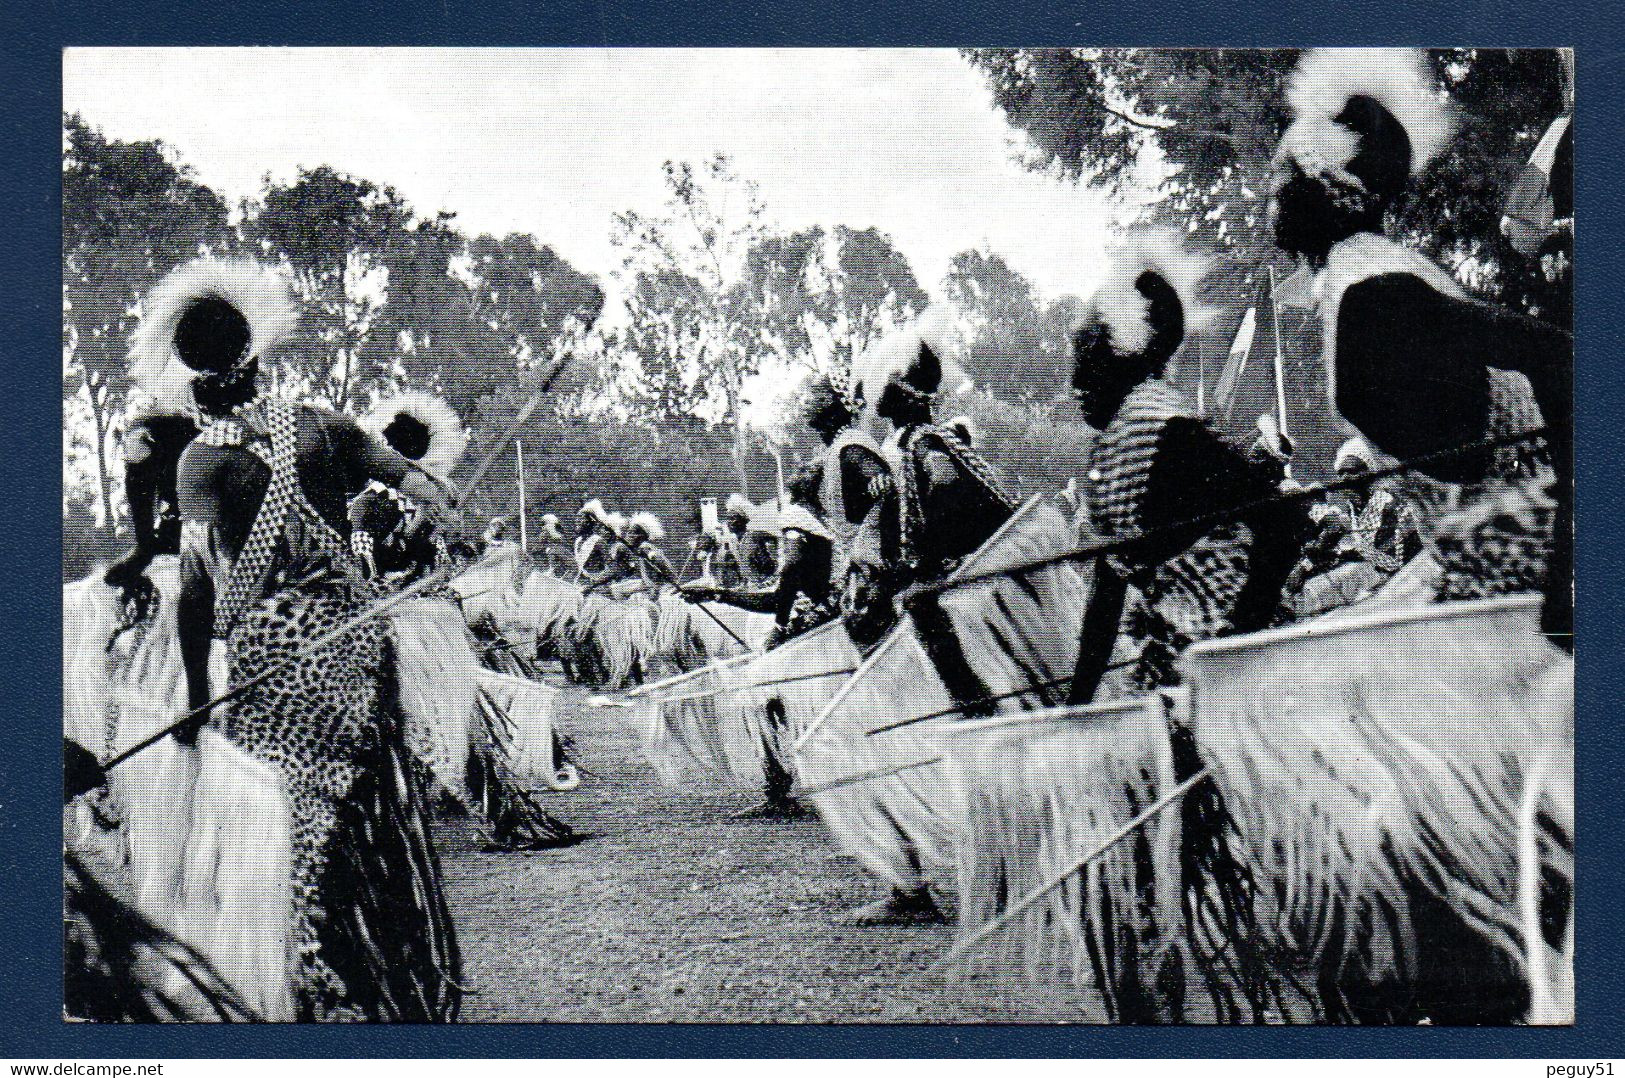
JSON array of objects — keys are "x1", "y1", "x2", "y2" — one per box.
[{"x1": 222, "y1": 580, "x2": 461, "y2": 1022}]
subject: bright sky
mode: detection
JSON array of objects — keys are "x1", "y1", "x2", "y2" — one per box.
[{"x1": 64, "y1": 48, "x2": 1138, "y2": 311}]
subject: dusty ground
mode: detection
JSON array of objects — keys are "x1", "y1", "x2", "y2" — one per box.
[{"x1": 438, "y1": 681, "x2": 1104, "y2": 1023}]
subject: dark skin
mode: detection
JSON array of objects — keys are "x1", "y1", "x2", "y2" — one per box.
[
  {"x1": 103, "y1": 414, "x2": 201, "y2": 591},
  {"x1": 174, "y1": 404, "x2": 448, "y2": 731},
  {"x1": 1273, "y1": 157, "x2": 1573, "y2": 642}
]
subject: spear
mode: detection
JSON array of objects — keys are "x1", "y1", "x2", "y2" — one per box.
[
  {"x1": 623, "y1": 539, "x2": 752, "y2": 650},
  {"x1": 654, "y1": 665, "x2": 858, "y2": 706},
  {"x1": 932, "y1": 768, "x2": 1211, "y2": 970},
  {"x1": 788, "y1": 756, "x2": 943, "y2": 801}
]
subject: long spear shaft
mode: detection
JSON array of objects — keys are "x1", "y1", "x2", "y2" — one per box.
[
  {"x1": 788, "y1": 756, "x2": 942, "y2": 800},
  {"x1": 910, "y1": 426, "x2": 1547, "y2": 602},
  {"x1": 624, "y1": 540, "x2": 751, "y2": 650},
  {"x1": 655, "y1": 665, "x2": 858, "y2": 706},
  {"x1": 1267, "y1": 265, "x2": 1289, "y2": 438},
  {"x1": 933, "y1": 768, "x2": 1211, "y2": 970}
]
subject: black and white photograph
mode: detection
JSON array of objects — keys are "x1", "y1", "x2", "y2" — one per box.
[{"x1": 61, "y1": 46, "x2": 1574, "y2": 1025}]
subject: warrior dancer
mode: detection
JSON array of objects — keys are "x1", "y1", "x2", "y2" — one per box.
[
  {"x1": 861, "y1": 312, "x2": 1016, "y2": 592},
  {"x1": 1270, "y1": 47, "x2": 1571, "y2": 647},
  {"x1": 1331, "y1": 436, "x2": 1424, "y2": 576},
  {"x1": 572, "y1": 500, "x2": 608, "y2": 580},
  {"x1": 622, "y1": 512, "x2": 675, "y2": 592},
  {"x1": 687, "y1": 464, "x2": 836, "y2": 648},
  {"x1": 838, "y1": 314, "x2": 1018, "y2": 926},
  {"x1": 350, "y1": 392, "x2": 465, "y2": 583},
  {"x1": 536, "y1": 512, "x2": 567, "y2": 574},
  {"x1": 799, "y1": 369, "x2": 890, "y2": 592},
  {"x1": 578, "y1": 506, "x2": 638, "y2": 593},
  {"x1": 1066, "y1": 231, "x2": 1309, "y2": 703},
  {"x1": 709, "y1": 494, "x2": 777, "y2": 591},
  {"x1": 163, "y1": 259, "x2": 460, "y2": 1021},
  {"x1": 1062, "y1": 232, "x2": 1313, "y2": 1021}
]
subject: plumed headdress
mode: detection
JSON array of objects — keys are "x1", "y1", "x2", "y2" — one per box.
[
  {"x1": 579, "y1": 498, "x2": 608, "y2": 520},
  {"x1": 943, "y1": 414, "x2": 978, "y2": 447},
  {"x1": 626, "y1": 511, "x2": 665, "y2": 542},
  {"x1": 361, "y1": 390, "x2": 467, "y2": 483},
  {"x1": 797, "y1": 369, "x2": 863, "y2": 430},
  {"x1": 851, "y1": 306, "x2": 962, "y2": 412},
  {"x1": 724, "y1": 493, "x2": 754, "y2": 518},
  {"x1": 1335, "y1": 434, "x2": 1379, "y2": 472},
  {"x1": 1278, "y1": 48, "x2": 1456, "y2": 203},
  {"x1": 1080, "y1": 228, "x2": 1217, "y2": 361},
  {"x1": 603, "y1": 511, "x2": 629, "y2": 536},
  {"x1": 539, "y1": 512, "x2": 565, "y2": 541},
  {"x1": 127, "y1": 258, "x2": 299, "y2": 417}
]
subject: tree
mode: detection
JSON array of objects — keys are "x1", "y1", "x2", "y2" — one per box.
[
  {"x1": 62, "y1": 113, "x2": 232, "y2": 531},
  {"x1": 942, "y1": 248, "x2": 1081, "y2": 404},
  {"x1": 608, "y1": 154, "x2": 771, "y2": 494},
  {"x1": 244, "y1": 165, "x2": 417, "y2": 411}
]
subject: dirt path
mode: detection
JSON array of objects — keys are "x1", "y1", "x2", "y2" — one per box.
[{"x1": 439, "y1": 682, "x2": 1103, "y2": 1023}]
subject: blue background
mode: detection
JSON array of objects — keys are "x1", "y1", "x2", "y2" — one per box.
[{"x1": 4, "y1": 0, "x2": 1622, "y2": 1058}]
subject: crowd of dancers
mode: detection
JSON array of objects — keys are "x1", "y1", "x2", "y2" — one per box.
[{"x1": 64, "y1": 48, "x2": 1573, "y2": 1025}]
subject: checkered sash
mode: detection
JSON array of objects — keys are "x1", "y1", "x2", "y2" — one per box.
[{"x1": 210, "y1": 400, "x2": 300, "y2": 639}]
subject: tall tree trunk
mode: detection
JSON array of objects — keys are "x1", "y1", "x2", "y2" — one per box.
[
  {"x1": 88, "y1": 382, "x2": 114, "y2": 533},
  {"x1": 725, "y1": 352, "x2": 749, "y2": 498}
]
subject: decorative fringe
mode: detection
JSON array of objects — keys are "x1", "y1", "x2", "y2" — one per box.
[
  {"x1": 795, "y1": 628, "x2": 962, "y2": 890},
  {"x1": 65, "y1": 820, "x2": 264, "y2": 1023},
  {"x1": 633, "y1": 654, "x2": 767, "y2": 790},
  {"x1": 64, "y1": 562, "x2": 296, "y2": 1020},
  {"x1": 943, "y1": 698, "x2": 1187, "y2": 1022},
  {"x1": 389, "y1": 597, "x2": 481, "y2": 805},
  {"x1": 577, "y1": 592, "x2": 659, "y2": 688},
  {"x1": 450, "y1": 548, "x2": 528, "y2": 629},
  {"x1": 935, "y1": 495, "x2": 1091, "y2": 706},
  {"x1": 475, "y1": 670, "x2": 578, "y2": 791},
  {"x1": 325, "y1": 731, "x2": 463, "y2": 1021},
  {"x1": 65, "y1": 560, "x2": 199, "y2": 923},
  {"x1": 1180, "y1": 592, "x2": 1573, "y2": 1024},
  {"x1": 652, "y1": 591, "x2": 774, "y2": 672},
  {"x1": 792, "y1": 495, "x2": 1092, "y2": 892}
]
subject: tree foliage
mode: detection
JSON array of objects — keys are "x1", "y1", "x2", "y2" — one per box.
[
  {"x1": 62, "y1": 115, "x2": 604, "y2": 558},
  {"x1": 63, "y1": 114, "x2": 232, "y2": 527},
  {"x1": 942, "y1": 248, "x2": 1080, "y2": 404}
]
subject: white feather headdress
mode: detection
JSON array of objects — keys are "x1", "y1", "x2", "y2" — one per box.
[
  {"x1": 1083, "y1": 228, "x2": 1217, "y2": 357},
  {"x1": 724, "y1": 493, "x2": 755, "y2": 517},
  {"x1": 627, "y1": 511, "x2": 665, "y2": 541},
  {"x1": 1282, "y1": 48, "x2": 1456, "y2": 178},
  {"x1": 944, "y1": 414, "x2": 978, "y2": 446},
  {"x1": 851, "y1": 306, "x2": 964, "y2": 409},
  {"x1": 361, "y1": 390, "x2": 467, "y2": 482},
  {"x1": 126, "y1": 257, "x2": 299, "y2": 417},
  {"x1": 1335, "y1": 434, "x2": 1379, "y2": 472},
  {"x1": 580, "y1": 498, "x2": 608, "y2": 520}
]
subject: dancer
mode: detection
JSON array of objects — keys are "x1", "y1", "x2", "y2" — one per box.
[
  {"x1": 1270, "y1": 47, "x2": 1571, "y2": 646},
  {"x1": 164, "y1": 259, "x2": 461, "y2": 1021},
  {"x1": 351, "y1": 392, "x2": 466, "y2": 583},
  {"x1": 1066, "y1": 231, "x2": 1307, "y2": 703}
]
